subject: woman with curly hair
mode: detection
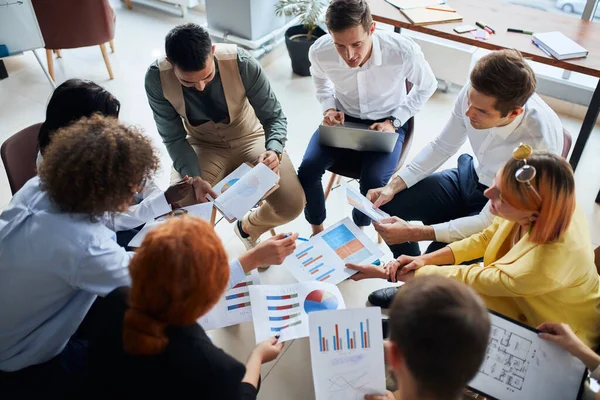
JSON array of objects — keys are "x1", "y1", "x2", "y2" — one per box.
[
  {"x1": 0, "y1": 115, "x2": 159, "y2": 396},
  {"x1": 36, "y1": 78, "x2": 192, "y2": 246},
  {"x1": 86, "y1": 216, "x2": 282, "y2": 398}
]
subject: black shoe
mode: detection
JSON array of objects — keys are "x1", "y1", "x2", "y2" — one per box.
[
  {"x1": 381, "y1": 318, "x2": 389, "y2": 339},
  {"x1": 368, "y1": 287, "x2": 398, "y2": 309}
]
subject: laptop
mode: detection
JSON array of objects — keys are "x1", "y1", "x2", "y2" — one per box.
[{"x1": 318, "y1": 121, "x2": 399, "y2": 153}]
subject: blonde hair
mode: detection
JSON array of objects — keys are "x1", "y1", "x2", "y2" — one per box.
[{"x1": 499, "y1": 151, "x2": 575, "y2": 244}]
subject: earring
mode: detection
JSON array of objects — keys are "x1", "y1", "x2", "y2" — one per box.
[{"x1": 528, "y1": 216, "x2": 534, "y2": 234}]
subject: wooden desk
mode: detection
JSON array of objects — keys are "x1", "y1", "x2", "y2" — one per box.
[{"x1": 369, "y1": 0, "x2": 600, "y2": 202}]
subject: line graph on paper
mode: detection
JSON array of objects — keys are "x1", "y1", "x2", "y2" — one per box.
[{"x1": 327, "y1": 368, "x2": 371, "y2": 400}]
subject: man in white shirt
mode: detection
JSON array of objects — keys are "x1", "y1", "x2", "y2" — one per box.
[
  {"x1": 367, "y1": 49, "x2": 563, "y2": 308},
  {"x1": 297, "y1": 0, "x2": 437, "y2": 235}
]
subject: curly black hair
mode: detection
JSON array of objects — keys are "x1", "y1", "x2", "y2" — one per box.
[{"x1": 38, "y1": 114, "x2": 159, "y2": 217}]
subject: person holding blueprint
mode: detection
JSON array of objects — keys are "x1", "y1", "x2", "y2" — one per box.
[{"x1": 296, "y1": 0, "x2": 436, "y2": 237}]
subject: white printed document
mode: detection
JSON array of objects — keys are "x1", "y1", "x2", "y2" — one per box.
[
  {"x1": 249, "y1": 282, "x2": 346, "y2": 343},
  {"x1": 210, "y1": 163, "x2": 279, "y2": 222},
  {"x1": 198, "y1": 270, "x2": 260, "y2": 331},
  {"x1": 344, "y1": 183, "x2": 390, "y2": 222},
  {"x1": 284, "y1": 217, "x2": 383, "y2": 285},
  {"x1": 308, "y1": 308, "x2": 387, "y2": 400},
  {"x1": 127, "y1": 202, "x2": 214, "y2": 247}
]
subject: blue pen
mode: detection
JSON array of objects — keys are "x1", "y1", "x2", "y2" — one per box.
[{"x1": 532, "y1": 40, "x2": 552, "y2": 57}]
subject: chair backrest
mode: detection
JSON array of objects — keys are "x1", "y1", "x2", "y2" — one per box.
[
  {"x1": 32, "y1": 0, "x2": 115, "y2": 49},
  {"x1": 1, "y1": 123, "x2": 42, "y2": 195},
  {"x1": 562, "y1": 128, "x2": 572, "y2": 159}
]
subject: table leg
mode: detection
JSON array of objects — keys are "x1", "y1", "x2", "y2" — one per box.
[
  {"x1": 570, "y1": 79, "x2": 600, "y2": 171},
  {"x1": 569, "y1": 80, "x2": 600, "y2": 204},
  {"x1": 0, "y1": 60, "x2": 7, "y2": 80}
]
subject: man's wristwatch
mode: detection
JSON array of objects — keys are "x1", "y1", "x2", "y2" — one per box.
[
  {"x1": 390, "y1": 118, "x2": 402, "y2": 129},
  {"x1": 273, "y1": 150, "x2": 283, "y2": 161}
]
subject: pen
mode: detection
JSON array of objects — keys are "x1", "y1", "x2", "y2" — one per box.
[
  {"x1": 475, "y1": 21, "x2": 486, "y2": 30},
  {"x1": 507, "y1": 28, "x2": 534, "y2": 35},
  {"x1": 425, "y1": 6, "x2": 455, "y2": 12},
  {"x1": 477, "y1": 21, "x2": 495, "y2": 34},
  {"x1": 532, "y1": 41, "x2": 552, "y2": 57},
  {"x1": 485, "y1": 24, "x2": 496, "y2": 34}
]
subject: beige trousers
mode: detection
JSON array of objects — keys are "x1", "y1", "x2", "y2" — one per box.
[{"x1": 171, "y1": 134, "x2": 305, "y2": 238}]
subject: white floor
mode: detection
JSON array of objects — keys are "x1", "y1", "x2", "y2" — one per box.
[{"x1": 1, "y1": 1, "x2": 600, "y2": 398}]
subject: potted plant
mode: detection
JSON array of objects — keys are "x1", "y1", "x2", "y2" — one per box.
[{"x1": 275, "y1": 0, "x2": 327, "y2": 76}]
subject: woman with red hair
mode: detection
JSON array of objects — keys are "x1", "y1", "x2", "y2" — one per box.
[
  {"x1": 85, "y1": 216, "x2": 284, "y2": 398},
  {"x1": 349, "y1": 145, "x2": 600, "y2": 348}
]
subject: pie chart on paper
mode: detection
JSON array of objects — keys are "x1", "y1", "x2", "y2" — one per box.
[
  {"x1": 304, "y1": 290, "x2": 339, "y2": 313},
  {"x1": 221, "y1": 178, "x2": 240, "y2": 194}
]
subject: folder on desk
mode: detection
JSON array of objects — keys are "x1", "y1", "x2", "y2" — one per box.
[
  {"x1": 532, "y1": 32, "x2": 589, "y2": 60},
  {"x1": 400, "y1": 6, "x2": 463, "y2": 26}
]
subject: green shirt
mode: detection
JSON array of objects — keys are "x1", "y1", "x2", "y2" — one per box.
[{"x1": 144, "y1": 48, "x2": 288, "y2": 178}]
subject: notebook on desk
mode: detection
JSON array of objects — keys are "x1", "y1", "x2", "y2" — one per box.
[
  {"x1": 532, "y1": 31, "x2": 589, "y2": 60},
  {"x1": 400, "y1": 6, "x2": 463, "y2": 26},
  {"x1": 385, "y1": 0, "x2": 446, "y2": 10}
]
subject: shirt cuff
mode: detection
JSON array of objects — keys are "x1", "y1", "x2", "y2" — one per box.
[
  {"x1": 228, "y1": 259, "x2": 247, "y2": 289},
  {"x1": 265, "y1": 139, "x2": 284, "y2": 155},
  {"x1": 396, "y1": 168, "x2": 419, "y2": 189},
  {"x1": 446, "y1": 243, "x2": 465, "y2": 264},
  {"x1": 146, "y1": 192, "x2": 172, "y2": 219},
  {"x1": 432, "y1": 222, "x2": 451, "y2": 243},
  {"x1": 391, "y1": 106, "x2": 412, "y2": 128},
  {"x1": 320, "y1": 98, "x2": 337, "y2": 114}
]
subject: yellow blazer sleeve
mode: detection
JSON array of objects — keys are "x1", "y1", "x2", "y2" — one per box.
[
  {"x1": 416, "y1": 248, "x2": 563, "y2": 297},
  {"x1": 447, "y1": 218, "x2": 501, "y2": 264}
]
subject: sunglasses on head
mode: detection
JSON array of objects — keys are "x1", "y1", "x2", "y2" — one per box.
[{"x1": 512, "y1": 143, "x2": 542, "y2": 205}]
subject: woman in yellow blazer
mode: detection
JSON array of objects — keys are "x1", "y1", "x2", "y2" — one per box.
[{"x1": 349, "y1": 146, "x2": 600, "y2": 348}]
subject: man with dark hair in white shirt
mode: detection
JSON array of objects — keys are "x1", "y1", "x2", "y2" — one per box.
[
  {"x1": 297, "y1": 0, "x2": 437, "y2": 236},
  {"x1": 367, "y1": 49, "x2": 564, "y2": 308}
]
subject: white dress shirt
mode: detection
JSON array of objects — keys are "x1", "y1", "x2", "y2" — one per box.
[
  {"x1": 309, "y1": 30, "x2": 437, "y2": 123},
  {"x1": 36, "y1": 152, "x2": 171, "y2": 232},
  {"x1": 397, "y1": 85, "x2": 563, "y2": 243}
]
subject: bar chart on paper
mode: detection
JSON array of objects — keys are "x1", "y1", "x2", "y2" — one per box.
[
  {"x1": 285, "y1": 218, "x2": 383, "y2": 285},
  {"x1": 308, "y1": 308, "x2": 386, "y2": 400},
  {"x1": 199, "y1": 270, "x2": 260, "y2": 331},
  {"x1": 317, "y1": 318, "x2": 371, "y2": 352},
  {"x1": 249, "y1": 282, "x2": 346, "y2": 343}
]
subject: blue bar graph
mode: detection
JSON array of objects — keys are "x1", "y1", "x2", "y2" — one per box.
[
  {"x1": 302, "y1": 257, "x2": 314, "y2": 265},
  {"x1": 360, "y1": 322, "x2": 364, "y2": 348},
  {"x1": 309, "y1": 263, "x2": 324, "y2": 273},
  {"x1": 295, "y1": 246, "x2": 314, "y2": 258},
  {"x1": 316, "y1": 269, "x2": 335, "y2": 281},
  {"x1": 319, "y1": 327, "x2": 323, "y2": 352}
]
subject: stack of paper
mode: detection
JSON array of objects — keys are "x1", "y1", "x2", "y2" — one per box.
[
  {"x1": 209, "y1": 163, "x2": 280, "y2": 222},
  {"x1": 532, "y1": 32, "x2": 589, "y2": 60}
]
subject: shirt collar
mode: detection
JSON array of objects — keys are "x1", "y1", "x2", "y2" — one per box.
[
  {"x1": 492, "y1": 111, "x2": 525, "y2": 139},
  {"x1": 337, "y1": 31, "x2": 382, "y2": 69}
]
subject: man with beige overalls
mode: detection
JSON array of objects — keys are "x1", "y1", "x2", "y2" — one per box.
[{"x1": 145, "y1": 23, "x2": 305, "y2": 251}]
